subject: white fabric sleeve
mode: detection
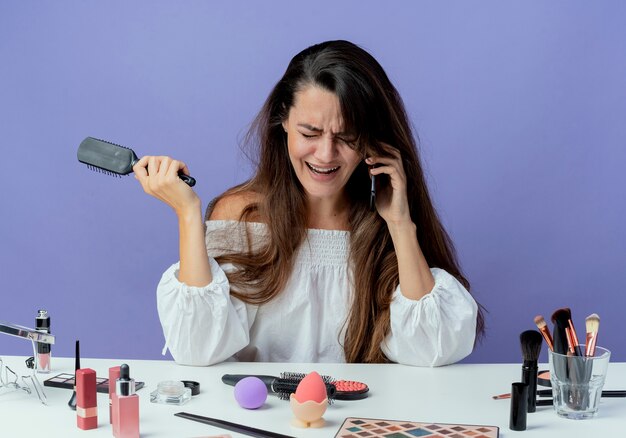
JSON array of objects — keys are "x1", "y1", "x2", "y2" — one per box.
[
  {"x1": 382, "y1": 267, "x2": 478, "y2": 367},
  {"x1": 156, "y1": 257, "x2": 251, "y2": 366}
]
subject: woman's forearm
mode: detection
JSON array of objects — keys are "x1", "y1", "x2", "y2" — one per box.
[
  {"x1": 387, "y1": 220, "x2": 434, "y2": 300},
  {"x1": 177, "y1": 203, "x2": 213, "y2": 287}
]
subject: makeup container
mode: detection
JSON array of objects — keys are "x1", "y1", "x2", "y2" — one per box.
[
  {"x1": 35, "y1": 310, "x2": 51, "y2": 373},
  {"x1": 150, "y1": 381, "x2": 192, "y2": 406},
  {"x1": 113, "y1": 364, "x2": 139, "y2": 438},
  {"x1": 109, "y1": 365, "x2": 121, "y2": 432},
  {"x1": 509, "y1": 382, "x2": 528, "y2": 431},
  {"x1": 76, "y1": 368, "x2": 97, "y2": 430}
]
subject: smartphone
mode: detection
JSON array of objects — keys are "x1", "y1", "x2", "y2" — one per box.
[{"x1": 369, "y1": 174, "x2": 376, "y2": 211}]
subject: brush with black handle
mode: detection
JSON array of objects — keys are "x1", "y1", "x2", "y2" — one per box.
[
  {"x1": 77, "y1": 137, "x2": 196, "y2": 186},
  {"x1": 520, "y1": 330, "x2": 542, "y2": 413},
  {"x1": 221, "y1": 374, "x2": 338, "y2": 402}
]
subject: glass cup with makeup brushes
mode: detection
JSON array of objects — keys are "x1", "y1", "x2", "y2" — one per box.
[{"x1": 548, "y1": 346, "x2": 610, "y2": 420}]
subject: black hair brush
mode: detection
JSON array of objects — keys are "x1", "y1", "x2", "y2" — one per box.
[
  {"x1": 77, "y1": 136, "x2": 196, "y2": 187},
  {"x1": 222, "y1": 372, "x2": 369, "y2": 403},
  {"x1": 222, "y1": 373, "x2": 337, "y2": 404}
]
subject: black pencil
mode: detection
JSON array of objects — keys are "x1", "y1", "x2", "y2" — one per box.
[{"x1": 174, "y1": 412, "x2": 296, "y2": 438}]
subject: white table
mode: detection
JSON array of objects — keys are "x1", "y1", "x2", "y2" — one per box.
[{"x1": 0, "y1": 356, "x2": 624, "y2": 437}]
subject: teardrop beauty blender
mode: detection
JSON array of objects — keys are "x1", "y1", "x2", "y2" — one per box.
[{"x1": 294, "y1": 371, "x2": 327, "y2": 403}]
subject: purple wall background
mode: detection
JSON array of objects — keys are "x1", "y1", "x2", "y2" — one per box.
[{"x1": 1, "y1": 1, "x2": 624, "y2": 364}]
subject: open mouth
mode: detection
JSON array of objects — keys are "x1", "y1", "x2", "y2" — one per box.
[{"x1": 306, "y1": 162, "x2": 340, "y2": 175}]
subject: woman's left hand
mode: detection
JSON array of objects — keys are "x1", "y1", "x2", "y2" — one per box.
[{"x1": 366, "y1": 143, "x2": 412, "y2": 224}]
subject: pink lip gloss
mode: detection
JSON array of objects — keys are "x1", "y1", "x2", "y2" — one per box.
[
  {"x1": 113, "y1": 364, "x2": 139, "y2": 438},
  {"x1": 35, "y1": 310, "x2": 51, "y2": 373},
  {"x1": 76, "y1": 368, "x2": 98, "y2": 430}
]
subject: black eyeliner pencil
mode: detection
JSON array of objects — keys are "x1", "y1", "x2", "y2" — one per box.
[
  {"x1": 68, "y1": 339, "x2": 79, "y2": 410},
  {"x1": 174, "y1": 412, "x2": 296, "y2": 438}
]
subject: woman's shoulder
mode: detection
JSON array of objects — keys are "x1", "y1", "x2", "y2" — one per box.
[{"x1": 206, "y1": 189, "x2": 264, "y2": 222}]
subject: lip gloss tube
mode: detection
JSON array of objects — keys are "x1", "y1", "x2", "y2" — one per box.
[
  {"x1": 35, "y1": 310, "x2": 51, "y2": 373},
  {"x1": 76, "y1": 368, "x2": 98, "y2": 430},
  {"x1": 113, "y1": 364, "x2": 139, "y2": 438}
]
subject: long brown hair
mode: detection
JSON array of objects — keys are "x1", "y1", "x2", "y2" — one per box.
[{"x1": 210, "y1": 40, "x2": 485, "y2": 363}]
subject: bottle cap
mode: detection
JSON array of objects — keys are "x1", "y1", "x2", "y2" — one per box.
[
  {"x1": 116, "y1": 364, "x2": 135, "y2": 396},
  {"x1": 510, "y1": 382, "x2": 528, "y2": 431}
]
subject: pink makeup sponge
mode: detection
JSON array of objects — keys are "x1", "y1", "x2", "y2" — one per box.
[
  {"x1": 294, "y1": 371, "x2": 327, "y2": 403},
  {"x1": 234, "y1": 377, "x2": 267, "y2": 409}
]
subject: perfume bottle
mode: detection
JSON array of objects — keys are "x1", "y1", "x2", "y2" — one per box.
[{"x1": 113, "y1": 364, "x2": 139, "y2": 438}]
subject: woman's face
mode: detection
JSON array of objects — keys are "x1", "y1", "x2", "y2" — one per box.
[{"x1": 282, "y1": 85, "x2": 362, "y2": 203}]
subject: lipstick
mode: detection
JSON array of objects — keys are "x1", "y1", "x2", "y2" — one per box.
[
  {"x1": 35, "y1": 310, "x2": 51, "y2": 373},
  {"x1": 113, "y1": 364, "x2": 139, "y2": 438},
  {"x1": 76, "y1": 368, "x2": 98, "y2": 430}
]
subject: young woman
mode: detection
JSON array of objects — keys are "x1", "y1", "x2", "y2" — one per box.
[{"x1": 134, "y1": 40, "x2": 484, "y2": 366}]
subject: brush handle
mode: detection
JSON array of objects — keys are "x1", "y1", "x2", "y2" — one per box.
[
  {"x1": 175, "y1": 412, "x2": 295, "y2": 438},
  {"x1": 221, "y1": 374, "x2": 280, "y2": 392},
  {"x1": 177, "y1": 173, "x2": 196, "y2": 187},
  {"x1": 129, "y1": 159, "x2": 196, "y2": 187},
  {"x1": 521, "y1": 364, "x2": 538, "y2": 413}
]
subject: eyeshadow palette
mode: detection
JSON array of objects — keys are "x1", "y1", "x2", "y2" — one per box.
[
  {"x1": 335, "y1": 417, "x2": 499, "y2": 438},
  {"x1": 43, "y1": 373, "x2": 145, "y2": 393}
]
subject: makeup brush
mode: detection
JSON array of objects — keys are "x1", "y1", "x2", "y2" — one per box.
[
  {"x1": 585, "y1": 313, "x2": 600, "y2": 357},
  {"x1": 68, "y1": 339, "x2": 79, "y2": 410},
  {"x1": 533, "y1": 315, "x2": 554, "y2": 352},
  {"x1": 567, "y1": 317, "x2": 583, "y2": 357},
  {"x1": 551, "y1": 308, "x2": 572, "y2": 355},
  {"x1": 520, "y1": 330, "x2": 542, "y2": 413}
]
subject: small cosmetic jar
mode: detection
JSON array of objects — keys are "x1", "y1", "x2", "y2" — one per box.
[{"x1": 150, "y1": 381, "x2": 192, "y2": 406}]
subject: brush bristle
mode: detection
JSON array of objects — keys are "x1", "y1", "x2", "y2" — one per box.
[
  {"x1": 534, "y1": 315, "x2": 547, "y2": 328},
  {"x1": 85, "y1": 163, "x2": 123, "y2": 178},
  {"x1": 520, "y1": 330, "x2": 543, "y2": 361},
  {"x1": 586, "y1": 313, "x2": 600, "y2": 333},
  {"x1": 551, "y1": 307, "x2": 571, "y2": 325}
]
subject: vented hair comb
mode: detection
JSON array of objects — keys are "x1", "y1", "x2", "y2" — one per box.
[{"x1": 77, "y1": 136, "x2": 196, "y2": 187}]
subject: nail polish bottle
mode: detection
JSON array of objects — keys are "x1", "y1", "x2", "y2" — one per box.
[
  {"x1": 35, "y1": 310, "x2": 51, "y2": 373},
  {"x1": 76, "y1": 368, "x2": 98, "y2": 430},
  {"x1": 113, "y1": 364, "x2": 139, "y2": 438}
]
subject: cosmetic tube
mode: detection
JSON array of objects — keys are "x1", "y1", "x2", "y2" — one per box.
[
  {"x1": 76, "y1": 368, "x2": 97, "y2": 430},
  {"x1": 113, "y1": 364, "x2": 139, "y2": 438},
  {"x1": 509, "y1": 382, "x2": 528, "y2": 431},
  {"x1": 35, "y1": 310, "x2": 51, "y2": 373}
]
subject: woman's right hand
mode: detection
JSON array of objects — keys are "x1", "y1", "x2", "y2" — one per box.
[{"x1": 133, "y1": 155, "x2": 200, "y2": 216}]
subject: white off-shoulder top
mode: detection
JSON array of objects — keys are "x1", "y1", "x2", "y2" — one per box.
[{"x1": 157, "y1": 220, "x2": 478, "y2": 366}]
